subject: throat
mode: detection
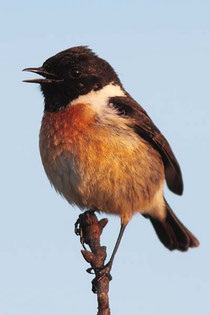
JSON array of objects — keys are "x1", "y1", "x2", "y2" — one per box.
[{"x1": 42, "y1": 85, "x2": 75, "y2": 113}]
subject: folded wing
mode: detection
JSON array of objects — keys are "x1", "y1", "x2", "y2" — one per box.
[{"x1": 110, "y1": 95, "x2": 183, "y2": 195}]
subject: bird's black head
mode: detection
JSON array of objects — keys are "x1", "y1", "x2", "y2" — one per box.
[{"x1": 23, "y1": 46, "x2": 122, "y2": 112}]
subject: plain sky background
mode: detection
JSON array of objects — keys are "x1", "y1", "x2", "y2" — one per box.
[{"x1": 1, "y1": 1, "x2": 210, "y2": 314}]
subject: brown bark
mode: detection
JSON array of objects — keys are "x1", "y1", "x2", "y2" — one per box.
[{"x1": 75, "y1": 211, "x2": 111, "y2": 315}]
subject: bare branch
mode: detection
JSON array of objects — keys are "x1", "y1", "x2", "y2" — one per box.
[{"x1": 75, "y1": 211, "x2": 111, "y2": 315}]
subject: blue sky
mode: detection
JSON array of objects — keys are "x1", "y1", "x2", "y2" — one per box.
[{"x1": 1, "y1": 1, "x2": 210, "y2": 314}]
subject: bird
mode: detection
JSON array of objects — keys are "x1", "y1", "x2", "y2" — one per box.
[{"x1": 23, "y1": 46, "x2": 199, "y2": 268}]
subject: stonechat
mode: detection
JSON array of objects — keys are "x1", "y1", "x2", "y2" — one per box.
[{"x1": 23, "y1": 46, "x2": 199, "y2": 267}]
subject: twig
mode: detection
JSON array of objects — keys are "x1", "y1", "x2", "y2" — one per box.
[{"x1": 75, "y1": 210, "x2": 111, "y2": 315}]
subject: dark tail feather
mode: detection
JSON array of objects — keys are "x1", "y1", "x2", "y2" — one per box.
[{"x1": 149, "y1": 200, "x2": 199, "y2": 251}]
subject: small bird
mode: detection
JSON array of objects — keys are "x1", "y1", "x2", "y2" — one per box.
[{"x1": 23, "y1": 46, "x2": 199, "y2": 267}]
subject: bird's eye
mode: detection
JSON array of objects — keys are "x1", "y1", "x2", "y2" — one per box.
[{"x1": 70, "y1": 68, "x2": 81, "y2": 78}]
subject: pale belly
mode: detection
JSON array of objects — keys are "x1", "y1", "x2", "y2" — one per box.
[{"x1": 39, "y1": 104, "x2": 165, "y2": 223}]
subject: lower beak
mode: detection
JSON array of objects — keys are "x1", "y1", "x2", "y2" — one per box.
[{"x1": 22, "y1": 67, "x2": 63, "y2": 84}]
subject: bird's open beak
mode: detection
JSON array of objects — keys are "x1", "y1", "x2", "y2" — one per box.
[{"x1": 22, "y1": 67, "x2": 63, "y2": 84}]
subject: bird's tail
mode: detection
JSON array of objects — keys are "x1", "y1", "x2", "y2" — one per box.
[{"x1": 149, "y1": 200, "x2": 199, "y2": 251}]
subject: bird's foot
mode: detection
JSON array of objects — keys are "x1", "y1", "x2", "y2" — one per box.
[
  {"x1": 97, "y1": 262, "x2": 112, "y2": 281},
  {"x1": 86, "y1": 263, "x2": 112, "y2": 280},
  {"x1": 91, "y1": 264, "x2": 112, "y2": 294},
  {"x1": 74, "y1": 216, "x2": 87, "y2": 250}
]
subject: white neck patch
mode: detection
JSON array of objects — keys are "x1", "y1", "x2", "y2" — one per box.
[{"x1": 70, "y1": 83, "x2": 125, "y2": 116}]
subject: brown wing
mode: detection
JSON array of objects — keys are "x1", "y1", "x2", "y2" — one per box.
[{"x1": 110, "y1": 95, "x2": 183, "y2": 195}]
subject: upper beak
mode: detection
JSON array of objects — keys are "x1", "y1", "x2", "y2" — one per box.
[{"x1": 22, "y1": 67, "x2": 63, "y2": 84}]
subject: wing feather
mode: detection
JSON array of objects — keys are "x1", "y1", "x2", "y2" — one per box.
[{"x1": 110, "y1": 95, "x2": 183, "y2": 195}]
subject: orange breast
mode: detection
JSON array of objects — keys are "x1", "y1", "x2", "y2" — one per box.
[
  {"x1": 39, "y1": 102, "x2": 164, "y2": 224},
  {"x1": 40, "y1": 103, "x2": 97, "y2": 158}
]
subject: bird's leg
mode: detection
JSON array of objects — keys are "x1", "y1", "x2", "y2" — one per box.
[
  {"x1": 108, "y1": 223, "x2": 127, "y2": 269},
  {"x1": 99, "y1": 223, "x2": 127, "y2": 277}
]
